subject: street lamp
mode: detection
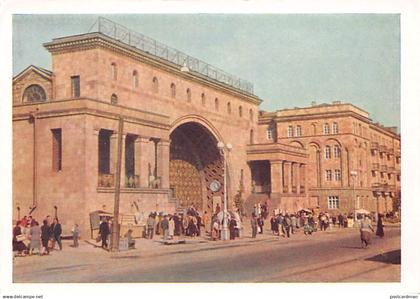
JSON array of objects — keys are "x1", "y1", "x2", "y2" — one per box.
[
  {"x1": 217, "y1": 141, "x2": 232, "y2": 241},
  {"x1": 350, "y1": 170, "x2": 357, "y2": 227}
]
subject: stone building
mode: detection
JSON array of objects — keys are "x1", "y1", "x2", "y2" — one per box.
[{"x1": 12, "y1": 18, "x2": 400, "y2": 235}]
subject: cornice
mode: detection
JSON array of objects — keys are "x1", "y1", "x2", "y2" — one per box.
[{"x1": 43, "y1": 33, "x2": 262, "y2": 106}]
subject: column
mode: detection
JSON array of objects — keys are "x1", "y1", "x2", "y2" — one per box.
[
  {"x1": 286, "y1": 161, "x2": 293, "y2": 194},
  {"x1": 134, "y1": 137, "x2": 142, "y2": 187},
  {"x1": 296, "y1": 163, "x2": 302, "y2": 194},
  {"x1": 316, "y1": 150, "x2": 322, "y2": 187},
  {"x1": 158, "y1": 140, "x2": 170, "y2": 189},
  {"x1": 270, "y1": 160, "x2": 283, "y2": 195}
]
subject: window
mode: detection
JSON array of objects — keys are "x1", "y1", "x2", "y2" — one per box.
[
  {"x1": 311, "y1": 123, "x2": 316, "y2": 135},
  {"x1": 239, "y1": 106, "x2": 243, "y2": 117},
  {"x1": 71, "y1": 76, "x2": 80, "y2": 98},
  {"x1": 387, "y1": 154, "x2": 391, "y2": 161},
  {"x1": 111, "y1": 63, "x2": 117, "y2": 80},
  {"x1": 170, "y1": 83, "x2": 176, "y2": 98},
  {"x1": 227, "y1": 102, "x2": 231, "y2": 114},
  {"x1": 152, "y1": 77, "x2": 159, "y2": 93},
  {"x1": 371, "y1": 171, "x2": 376, "y2": 177},
  {"x1": 327, "y1": 196, "x2": 339, "y2": 209},
  {"x1": 215, "y1": 98, "x2": 219, "y2": 111},
  {"x1": 250, "y1": 129, "x2": 254, "y2": 144},
  {"x1": 51, "y1": 129, "x2": 62, "y2": 172},
  {"x1": 186, "y1": 88, "x2": 191, "y2": 102},
  {"x1": 249, "y1": 109, "x2": 254, "y2": 121},
  {"x1": 287, "y1": 126, "x2": 293, "y2": 137},
  {"x1": 323, "y1": 123, "x2": 330, "y2": 135},
  {"x1": 397, "y1": 174, "x2": 400, "y2": 181},
  {"x1": 387, "y1": 173, "x2": 392, "y2": 180},
  {"x1": 267, "y1": 128, "x2": 273, "y2": 140},
  {"x1": 325, "y1": 170, "x2": 332, "y2": 181},
  {"x1": 325, "y1": 146, "x2": 331, "y2": 159},
  {"x1": 332, "y1": 122, "x2": 338, "y2": 134},
  {"x1": 334, "y1": 169, "x2": 341, "y2": 181},
  {"x1": 132, "y1": 70, "x2": 138, "y2": 88},
  {"x1": 22, "y1": 84, "x2": 47, "y2": 102},
  {"x1": 380, "y1": 172, "x2": 384, "y2": 179},
  {"x1": 201, "y1": 93, "x2": 206, "y2": 106},
  {"x1": 333, "y1": 145, "x2": 341, "y2": 158},
  {"x1": 295, "y1": 125, "x2": 302, "y2": 137},
  {"x1": 396, "y1": 157, "x2": 400, "y2": 164},
  {"x1": 98, "y1": 129, "x2": 112, "y2": 174},
  {"x1": 111, "y1": 93, "x2": 118, "y2": 105}
]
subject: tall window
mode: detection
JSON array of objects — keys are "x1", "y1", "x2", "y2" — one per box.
[
  {"x1": 239, "y1": 106, "x2": 243, "y2": 117},
  {"x1": 227, "y1": 102, "x2": 231, "y2": 114},
  {"x1": 201, "y1": 93, "x2": 206, "y2": 106},
  {"x1": 296, "y1": 125, "x2": 302, "y2": 137},
  {"x1": 51, "y1": 129, "x2": 62, "y2": 172},
  {"x1": 333, "y1": 145, "x2": 341, "y2": 158},
  {"x1": 287, "y1": 126, "x2": 293, "y2": 137},
  {"x1": 323, "y1": 123, "x2": 330, "y2": 135},
  {"x1": 111, "y1": 63, "x2": 117, "y2": 80},
  {"x1": 332, "y1": 122, "x2": 338, "y2": 134},
  {"x1": 311, "y1": 123, "x2": 316, "y2": 135},
  {"x1": 186, "y1": 88, "x2": 191, "y2": 102},
  {"x1": 327, "y1": 196, "x2": 339, "y2": 209},
  {"x1": 325, "y1": 170, "x2": 332, "y2": 181},
  {"x1": 334, "y1": 169, "x2": 341, "y2": 181},
  {"x1": 132, "y1": 70, "x2": 138, "y2": 88},
  {"x1": 249, "y1": 109, "x2": 254, "y2": 121},
  {"x1": 170, "y1": 83, "x2": 176, "y2": 98},
  {"x1": 215, "y1": 98, "x2": 219, "y2": 111},
  {"x1": 152, "y1": 77, "x2": 159, "y2": 93},
  {"x1": 71, "y1": 76, "x2": 80, "y2": 98},
  {"x1": 98, "y1": 129, "x2": 112, "y2": 174},
  {"x1": 111, "y1": 93, "x2": 118, "y2": 105},
  {"x1": 325, "y1": 145, "x2": 331, "y2": 159}
]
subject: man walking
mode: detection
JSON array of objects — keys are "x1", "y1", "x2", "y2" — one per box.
[
  {"x1": 147, "y1": 213, "x2": 155, "y2": 239},
  {"x1": 161, "y1": 214, "x2": 169, "y2": 241},
  {"x1": 52, "y1": 217, "x2": 62, "y2": 250},
  {"x1": 251, "y1": 213, "x2": 258, "y2": 238},
  {"x1": 99, "y1": 218, "x2": 110, "y2": 249}
]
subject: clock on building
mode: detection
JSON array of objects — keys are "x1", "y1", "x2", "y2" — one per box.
[{"x1": 209, "y1": 180, "x2": 221, "y2": 192}]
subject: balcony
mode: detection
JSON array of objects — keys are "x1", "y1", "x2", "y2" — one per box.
[
  {"x1": 372, "y1": 163, "x2": 379, "y2": 170},
  {"x1": 98, "y1": 173, "x2": 114, "y2": 187},
  {"x1": 371, "y1": 142, "x2": 379, "y2": 150},
  {"x1": 125, "y1": 175, "x2": 140, "y2": 188}
]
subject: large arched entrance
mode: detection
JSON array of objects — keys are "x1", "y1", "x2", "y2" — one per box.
[{"x1": 169, "y1": 122, "x2": 224, "y2": 212}]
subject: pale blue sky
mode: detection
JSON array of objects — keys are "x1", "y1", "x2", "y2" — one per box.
[{"x1": 13, "y1": 14, "x2": 400, "y2": 129}]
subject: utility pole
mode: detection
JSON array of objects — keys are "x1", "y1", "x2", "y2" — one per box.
[{"x1": 111, "y1": 117, "x2": 124, "y2": 252}]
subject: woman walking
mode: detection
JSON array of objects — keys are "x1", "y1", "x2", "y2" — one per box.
[
  {"x1": 360, "y1": 215, "x2": 374, "y2": 248},
  {"x1": 29, "y1": 221, "x2": 41, "y2": 255},
  {"x1": 376, "y1": 214, "x2": 384, "y2": 238}
]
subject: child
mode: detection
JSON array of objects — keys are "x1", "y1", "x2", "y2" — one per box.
[{"x1": 71, "y1": 224, "x2": 81, "y2": 247}]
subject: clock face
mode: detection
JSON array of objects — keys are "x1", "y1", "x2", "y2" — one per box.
[
  {"x1": 23, "y1": 85, "x2": 47, "y2": 102},
  {"x1": 209, "y1": 180, "x2": 221, "y2": 192}
]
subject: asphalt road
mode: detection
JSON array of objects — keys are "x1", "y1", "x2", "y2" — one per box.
[{"x1": 13, "y1": 226, "x2": 400, "y2": 283}]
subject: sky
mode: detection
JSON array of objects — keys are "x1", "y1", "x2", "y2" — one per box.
[{"x1": 13, "y1": 14, "x2": 400, "y2": 129}]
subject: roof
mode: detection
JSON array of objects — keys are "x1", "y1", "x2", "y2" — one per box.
[{"x1": 13, "y1": 65, "x2": 52, "y2": 82}]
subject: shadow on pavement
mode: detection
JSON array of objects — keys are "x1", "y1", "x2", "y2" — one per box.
[{"x1": 365, "y1": 249, "x2": 401, "y2": 264}]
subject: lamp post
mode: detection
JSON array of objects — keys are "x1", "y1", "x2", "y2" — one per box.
[
  {"x1": 217, "y1": 141, "x2": 232, "y2": 241},
  {"x1": 350, "y1": 170, "x2": 357, "y2": 227}
]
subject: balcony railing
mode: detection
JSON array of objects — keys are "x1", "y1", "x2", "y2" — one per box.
[
  {"x1": 125, "y1": 175, "x2": 140, "y2": 188},
  {"x1": 98, "y1": 173, "x2": 114, "y2": 187}
]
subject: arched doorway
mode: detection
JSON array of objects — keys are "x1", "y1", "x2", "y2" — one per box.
[{"x1": 169, "y1": 122, "x2": 224, "y2": 211}]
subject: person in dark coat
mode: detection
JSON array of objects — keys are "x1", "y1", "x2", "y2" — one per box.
[
  {"x1": 99, "y1": 219, "x2": 110, "y2": 249},
  {"x1": 270, "y1": 215, "x2": 279, "y2": 235},
  {"x1": 52, "y1": 217, "x2": 62, "y2": 250},
  {"x1": 229, "y1": 218, "x2": 237, "y2": 240},
  {"x1": 257, "y1": 216, "x2": 264, "y2": 234},
  {"x1": 41, "y1": 219, "x2": 51, "y2": 255},
  {"x1": 13, "y1": 221, "x2": 27, "y2": 254},
  {"x1": 376, "y1": 214, "x2": 384, "y2": 238}
]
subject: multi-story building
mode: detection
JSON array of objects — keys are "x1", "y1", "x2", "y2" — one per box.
[{"x1": 12, "y1": 18, "x2": 400, "y2": 235}]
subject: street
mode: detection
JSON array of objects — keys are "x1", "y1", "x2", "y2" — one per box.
[{"x1": 13, "y1": 225, "x2": 400, "y2": 283}]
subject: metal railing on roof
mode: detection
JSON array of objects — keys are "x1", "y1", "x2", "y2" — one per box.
[{"x1": 89, "y1": 17, "x2": 254, "y2": 95}]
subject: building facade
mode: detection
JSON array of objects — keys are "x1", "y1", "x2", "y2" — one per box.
[{"x1": 12, "y1": 20, "x2": 400, "y2": 235}]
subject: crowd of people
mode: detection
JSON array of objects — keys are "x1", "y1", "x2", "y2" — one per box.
[{"x1": 12, "y1": 215, "x2": 80, "y2": 257}]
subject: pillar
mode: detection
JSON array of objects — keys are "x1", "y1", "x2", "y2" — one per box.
[
  {"x1": 316, "y1": 150, "x2": 322, "y2": 187},
  {"x1": 158, "y1": 140, "x2": 170, "y2": 189},
  {"x1": 134, "y1": 137, "x2": 142, "y2": 187},
  {"x1": 270, "y1": 160, "x2": 283, "y2": 194},
  {"x1": 284, "y1": 161, "x2": 293, "y2": 194}
]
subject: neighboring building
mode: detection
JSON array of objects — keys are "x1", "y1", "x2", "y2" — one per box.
[{"x1": 12, "y1": 19, "x2": 400, "y2": 235}]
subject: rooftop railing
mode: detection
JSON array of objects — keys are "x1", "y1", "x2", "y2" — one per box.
[{"x1": 90, "y1": 17, "x2": 254, "y2": 95}]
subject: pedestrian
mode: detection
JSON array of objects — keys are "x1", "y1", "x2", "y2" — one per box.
[
  {"x1": 71, "y1": 223, "x2": 81, "y2": 248},
  {"x1": 40, "y1": 219, "x2": 51, "y2": 255},
  {"x1": 229, "y1": 218, "x2": 237, "y2": 240},
  {"x1": 211, "y1": 220, "x2": 219, "y2": 241},
  {"x1": 376, "y1": 214, "x2": 384, "y2": 238},
  {"x1": 99, "y1": 218, "x2": 110, "y2": 249},
  {"x1": 202, "y1": 211, "x2": 210, "y2": 234},
  {"x1": 173, "y1": 213, "x2": 181, "y2": 236},
  {"x1": 270, "y1": 214, "x2": 279, "y2": 235},
  {"x1": 146, "y1": 213, "x2": 155, "y2": 239},
  {"x1": 284, "y1": 214, "x2": 291, "y2": 238},
  {"x1": 124, "y1": 229, "x2": 136, "y2": 249},
  {"x1": 215, "y1": 203, "x2": 221, "y2": 215},
  {"x1": 161, "y1": 214, "x2": 169, "y2": 240},
  {"x1": 360, "y1": 215, "x2": 374, "y2": 248},
  {"x1": 251, "y1": 213, "x2": 258, "y2": 238},
  {"x1": 51, "y1": 217, "x2": 62, "y2": 250},
  {"x1": 29, "y1": 220, "x2": 41, "y2": 255},
  {"x1": 332, "y1": 215, "x2": 337, "y2": 227},
  {"x1": 257, "y1": 216, "x2": 264, "y2": 234},
  {"x1": 13, "y1": 221, "x2": 27, "y2": 256},
  {"x1": 168, "y1": 214, "x2": 175, "y2": 239},
  {"x1": 291, "y1": 214, "x2": 297, "y2": 234}
]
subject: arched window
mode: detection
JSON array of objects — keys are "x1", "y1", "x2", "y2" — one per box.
[
  {"x1": 186, "y1": 88, "x2": 191, "y2": 102},
  {"x1": 215, "y1": 98, "x2": 219, "y2": 111},
  {"x1": 227, "y1": 102, "x2": 232, "y2": 114},
  {"x1": 22, "y1": 84, "x2": 47, "y2": 102},
  {"x1": 249, "y1": 109, "x2": 254, "y2": 121},
  {"x1": 170, "y1": 83, "x2": 176, "y2": 98},
  {"x1": 239, "y1": 106, "x2": 243, "y2": 117},
  {"x1": 111, "y1": 63, "x2": 117, "y2": 80},
  {"x1": 250, "y1": 129, "x2": 254, "y2": 144},
  {"x1": 201, "y1": 93, "x2": 206, "y2": 106},
  {"x1": 111, "y1": 93, "x2": 118, "y2": 105},
  {"x1": 323, "y1": 123, "x2": 330, "y2": 135},
  {"x1": 152, "y1": 77, "x2": 159, "y2": 93},
  {"x1": 132, "y1": 70, "x2": 138, "y2": 88},
  {"x1": 325, "y1": 145, "x2": 331, "y2": 159}
]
